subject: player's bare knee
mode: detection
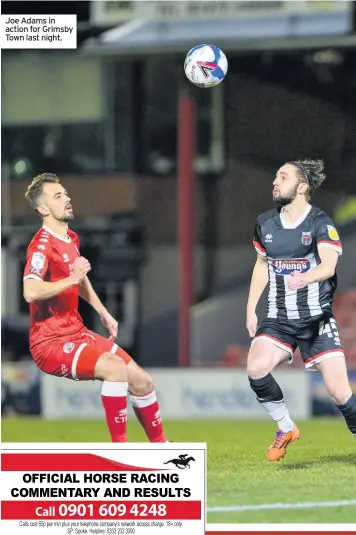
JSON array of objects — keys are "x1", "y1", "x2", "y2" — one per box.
[
  {"x1": 247, "y1": 341, "x2": 289, "y2": 379},
  {"x1": 318, "y1": 359, "x2": 352, "y2": 405},
  {"x1": 246, "y1": 356, "x2": 263, "y2": 379},
  {"x1": 247, "y1": 349, "x2": 273, "y2": 379},
  {"x1": 329, "y1": 389, "x2": 352, "y2": 406},
  {"x1": 247, "y1": 361, "x2": 271, "y2": 380},
  {"x1": 95, "y1": 352, "x2": 127, "y2": 382},
  {"x1": 130, "y1": 370, "x2": 154, "y2": 396},
  {"x1": 247, "y1": 357, "x2": 283, "y2": 379}
]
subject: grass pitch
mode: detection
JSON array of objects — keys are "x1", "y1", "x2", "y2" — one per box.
[{"x1": 2, "y1": 417, "x2": 356, "y2": 523}]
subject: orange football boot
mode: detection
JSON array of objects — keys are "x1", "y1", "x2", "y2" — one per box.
[{"x1": 266, "y1": 424, "x2": 300, "y2": 462}]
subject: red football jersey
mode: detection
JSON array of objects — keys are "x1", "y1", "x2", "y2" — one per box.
[{"x1": 23, "y1": 225, "x2": 85, "y2": 352}]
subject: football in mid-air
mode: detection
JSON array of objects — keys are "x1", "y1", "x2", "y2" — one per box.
[{"x1": 184, "y1": 44, "x2": 228, "y2": 88}]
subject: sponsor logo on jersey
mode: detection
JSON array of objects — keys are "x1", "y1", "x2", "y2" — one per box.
[
  {"x1": 60, "y1": 364, "x2": 69, "y2": 376},
  {"x1": 301, "y1": 231, "x2": 312, "y2": 246},
  {"x1": 327, "y1": 225, "x2": 339, "y2": 241},
  {"x1": 63, "y1": 342, "x2": 75, "y2": 354},
  {"x1": 269, "y1": 258, "x2": 310, "y2": 275},
  {"x1": 29, "y1": 267, "x2": 42, "y2": 275},
  {"x1": 31, "y1": 251, "x2": 45, "y2": 269}
]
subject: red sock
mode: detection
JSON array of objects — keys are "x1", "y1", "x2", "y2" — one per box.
[
  {"x1": 130, "y1": 390, "x2": 166, "y2": 442},
  {"x1": 101, "y1": 381, "x2": 128, "y2": 442}
]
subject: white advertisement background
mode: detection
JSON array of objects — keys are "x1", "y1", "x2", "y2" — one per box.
[
  {"x1": 1, "y1": 446, "x2": 206, "y2": 501},
  {"x1": 41, "y1": 369, "x2": 311, "y2": 420}
]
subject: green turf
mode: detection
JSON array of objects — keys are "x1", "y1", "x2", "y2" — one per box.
[{"x1": 2, "y1": 418, "x2": 356, "y2": 523}]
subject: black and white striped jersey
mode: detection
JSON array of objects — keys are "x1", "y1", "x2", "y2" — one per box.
[{"x1": 253, "y1": 204, "x2": 342, "y2": 322}]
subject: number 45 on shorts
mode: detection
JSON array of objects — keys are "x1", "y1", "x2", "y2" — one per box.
[{"x1": 318, "y1": 318, "x2": 341, "y2": 345}]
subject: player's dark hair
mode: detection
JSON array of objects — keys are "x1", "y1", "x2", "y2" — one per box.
[
  {"x1": 25, "y1": 173, "x2": 60, "y2": 211},
  {"x1": 287, "y1": 159, "x2": 326, "y2": 195}
]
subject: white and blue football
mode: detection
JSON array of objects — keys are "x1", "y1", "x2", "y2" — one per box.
[{"x1": 184, "y1": 44, "x2": 228, "y2": 88}]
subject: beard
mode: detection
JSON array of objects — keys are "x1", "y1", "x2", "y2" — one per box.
[
  {"x1": 273, "y1": 185, "x2": 298, "y2": 207},
  {"x1": 57, "y1": 212, "x2": 74, "y2": 223}
]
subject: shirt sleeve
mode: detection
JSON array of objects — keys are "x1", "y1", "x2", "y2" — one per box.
[
  {"x1": 252, "y1": 219, "x2": 266, "y2": 257},
  {"x1": 23, "y1": 242, "x2": 51, "y2": 282},
  {"x1": 314, "y1": 213, "x2": 342, "y2": 256}
]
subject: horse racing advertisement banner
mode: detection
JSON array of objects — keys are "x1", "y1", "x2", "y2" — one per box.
[{"x1": 0, "y1": 443, "x2": 206, "y2": 535}]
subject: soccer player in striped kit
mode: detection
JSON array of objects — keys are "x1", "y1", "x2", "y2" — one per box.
[{"x1": 246, "y1": 159, "x2": 356, "y2": 461}]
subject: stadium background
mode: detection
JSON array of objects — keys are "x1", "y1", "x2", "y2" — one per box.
[{"x1": 2, "y1": 0, "x2": 356, "y2": 524}]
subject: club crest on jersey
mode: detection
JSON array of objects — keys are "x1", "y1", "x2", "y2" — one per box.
[
  {"x1": 327, "y1": 225, "x2": 339, "y2": 241},
  {"x1": 63, "y1": 342, "x2": 75, "y2": 354},
  {"x1": 301, "y1": 232, "x2": 312, "y2": 246},
  {"x1": 270, "y1": 258, "x2": 310, "y2": 275}
]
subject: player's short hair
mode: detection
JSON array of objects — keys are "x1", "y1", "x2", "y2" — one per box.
[
  {"x1": 287, "y1": 159, "x2": 326, "y2": 194},
  {"x1": 25, "y1": 173, "x2": 60, "y2": 211}
]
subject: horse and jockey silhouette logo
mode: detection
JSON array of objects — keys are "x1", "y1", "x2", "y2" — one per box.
[{"x1": 164, "y1": 454, "x2": 195, "y2": 469}]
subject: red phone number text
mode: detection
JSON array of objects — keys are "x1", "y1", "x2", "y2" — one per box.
[{"x1": 1, "y1": 501, "x2": 201, "y2": 520}]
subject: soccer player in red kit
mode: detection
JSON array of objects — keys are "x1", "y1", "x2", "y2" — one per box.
[{"x1": 23, "y1": 173, "x2": 167, "y2": 443}]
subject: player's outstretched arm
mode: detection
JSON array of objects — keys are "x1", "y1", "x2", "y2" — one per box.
[{"x1": 246, "y1": 254, "x2": 269, "y2": 337}]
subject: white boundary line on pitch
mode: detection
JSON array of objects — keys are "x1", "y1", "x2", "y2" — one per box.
[{"x1": 208, "y1": 499, "x2": 356, "y2": 513}]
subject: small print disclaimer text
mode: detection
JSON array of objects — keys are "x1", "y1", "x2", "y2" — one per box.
[
  {"x1": 1, "y1": 14, "x2": 77, "y2": 49},
  {"x1": 8, "y1": 519, "x2": 184, "y2": 534}
]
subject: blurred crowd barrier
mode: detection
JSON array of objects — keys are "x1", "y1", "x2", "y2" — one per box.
[{"x1": 2, "y1": 367, "x2": 310, "y2": 420}]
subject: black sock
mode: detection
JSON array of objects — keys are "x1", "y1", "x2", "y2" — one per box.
[
  {"x1": 248, "y1": 373, "x2": 284, "y2": 403},
  {"x1": 336, "y1": 395, "x2": 356, "y2": 437}
]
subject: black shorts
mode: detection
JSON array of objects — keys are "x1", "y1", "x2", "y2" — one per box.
[{"x1": 253, "y1": 314, "x2": 345, "y2": 371}]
